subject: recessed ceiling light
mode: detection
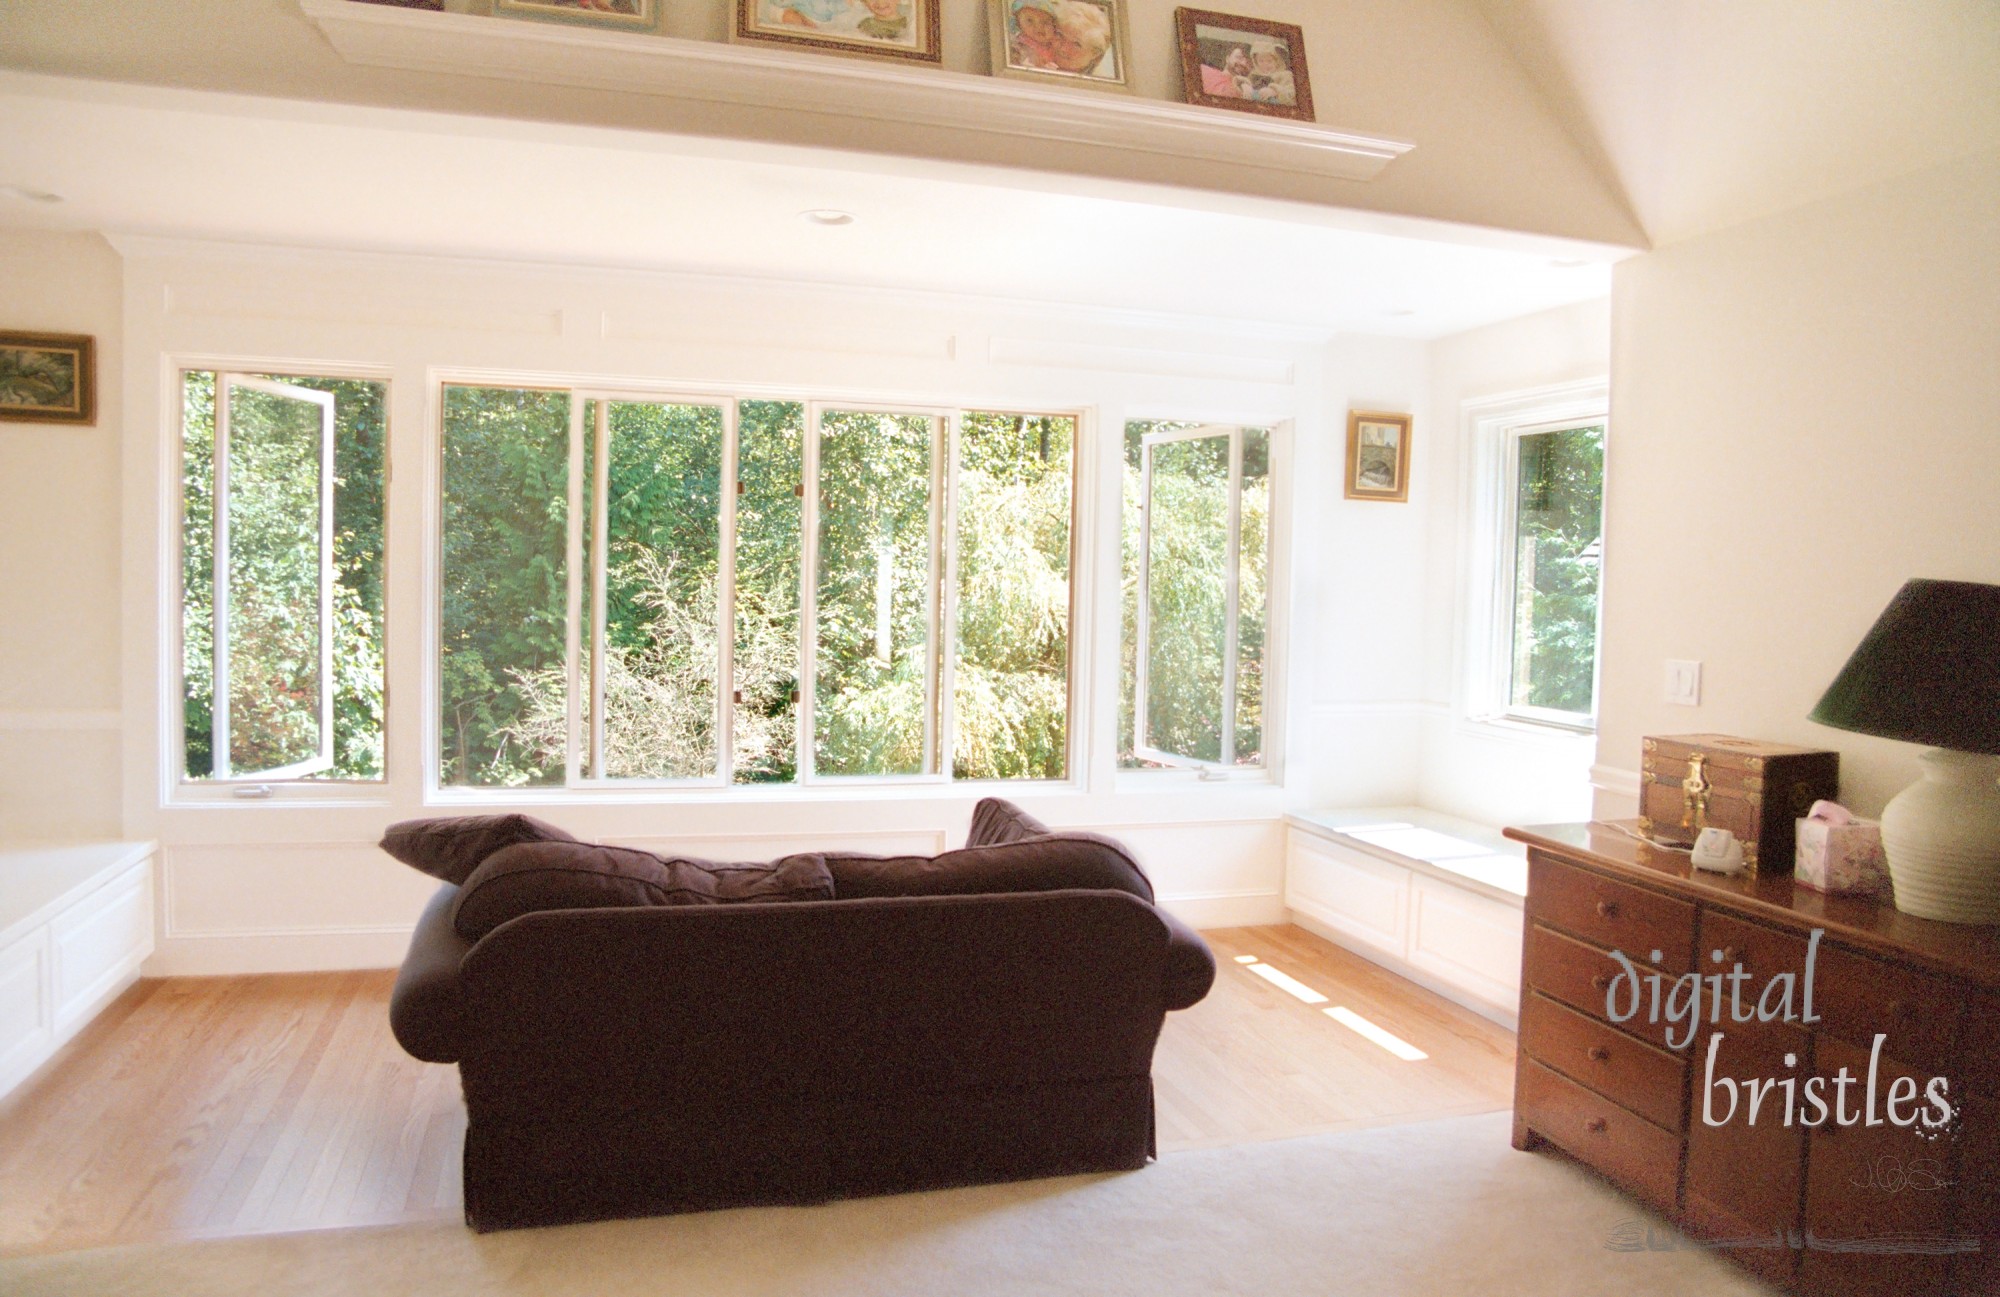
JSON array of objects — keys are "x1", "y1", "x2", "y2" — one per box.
[
  {"x1": 1, "y1": 184, "x2": 64, "y2": 204},
  {"x1": 801, "y1": 209, "x2": 855, "y2": 227}
]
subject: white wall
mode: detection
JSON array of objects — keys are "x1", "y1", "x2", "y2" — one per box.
[
  {"x1": 0, "y1": 230, "x2": 124, "y2": 841},
  {"x1": 108, "y1": 237, "x2": 1447, "y2": 973},
  {"x1": 1414, "y1": 298, "x2": 1609, "y2": 828},
  {"x1": 1596, "y1": 149, "x2": 2000, "y2": 818}
]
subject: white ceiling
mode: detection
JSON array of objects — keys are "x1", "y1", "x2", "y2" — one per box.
[
  {"x1": 1473, "y1": 0, "x2": 2000, "y2": 246},
  {"x1": 0, "y1": 73, "x2": 1616, "y2": 340}
]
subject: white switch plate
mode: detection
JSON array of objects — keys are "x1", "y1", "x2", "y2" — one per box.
[{"x1": 1665, "y1": 659, "x2": 1702, "y2": 706}]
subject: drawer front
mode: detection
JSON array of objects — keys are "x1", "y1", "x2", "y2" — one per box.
[
  {"x1": 1808, "y1": 942, "x2": 1960, "y2": 1076},
  {"x1": 1696, "y1": 910, "x2": 1811, "y2": 1002},
  {"x1": 1525, "y1": 923, "x2": 1685, "y2": 1054},
  {"x1": 1684, "y1": 1020, "x2": 1811, "y2": 1231},
  {"x1": 1679, "y1": 1192, "x2": 1800, "y2": 1290},
  {"x1": 1527, "y1": 853, "x2": 1695, "y2": 973},
  {"x1": 1515, "y1": 1058, "x2": 1679, "y2": 1214},
  {"x1": 1519, "y1": 991, "x2": 1685, "y2": 1131}
]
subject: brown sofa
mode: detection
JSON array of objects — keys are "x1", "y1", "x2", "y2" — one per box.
[{"x1": 386, "y1": 798, "x2": 1215, "y2": 1231}]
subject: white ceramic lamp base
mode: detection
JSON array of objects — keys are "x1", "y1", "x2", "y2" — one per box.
[{"x1": 1880, "y1": 748, "x2": 2000, "y2": 924}]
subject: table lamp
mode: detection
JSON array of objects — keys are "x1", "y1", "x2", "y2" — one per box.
[{"x1": 1808, "y1": 578, "x2": 2000, "y2": 924}]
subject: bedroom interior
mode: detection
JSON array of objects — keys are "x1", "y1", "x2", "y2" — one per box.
[{"x1": 0, "y1": 0, "x2": 1996, "y2": 1293}]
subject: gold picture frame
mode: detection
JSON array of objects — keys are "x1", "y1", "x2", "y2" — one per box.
[
  {"x1": 732, "y1": 0, "x2": 942, "y2": 64},
  {"x1": 0, "y1": 330, "x2": 95, "y2": 426},
  {"x1": 494, "y1": 0, "x2": 657, "y2": 29},
  {"x1": 987, "y1": 0, "x2": 1133, "y2": 93},
  {"x1": 1345, "y1": 411, "x2": 1410, "y2": 502}
]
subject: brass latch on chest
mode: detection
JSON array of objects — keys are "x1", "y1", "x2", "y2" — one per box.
[{"x1": 1681, "y1": 753, "x2": 1711, "y2": 832}]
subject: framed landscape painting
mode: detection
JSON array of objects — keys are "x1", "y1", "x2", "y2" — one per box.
[
  {"x1": 1174, "y1": 7, "x2": 1314, "y2": 121},
  {"x1": 987, "y1": 0, "x2": 1133, "y2": 93},
  {"x1": 734, "y1": 0, "x2": 942, "y2": 64},
  {"x1": 0, "y1": 331, "x2": 95, "y2": 426},
  {"x1": 1345, "y1": 411, "x2": 1410, "y2": 502},
  {"x1": 494, "y1": 0, "x2": 657, "y2": 30}
]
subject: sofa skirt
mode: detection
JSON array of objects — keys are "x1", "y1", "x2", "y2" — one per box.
[{"x1": 462, "y1": 1074, "x2": 1156, "y2": 1232}]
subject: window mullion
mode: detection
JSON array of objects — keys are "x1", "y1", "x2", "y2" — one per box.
[
  {"x1": 1220, "y1": 429, "x2": 1242, "y2": 767},
  {"x1": 1133, "y1": 439, "x2": 1154, "y2": 758},
  {"x1": 797, "y1": 402, "x2": 821, "y2": 784},
  {"x1": 211, "y1": 375, "x2": 234, "y2": 780},
  {"x1": 589, "y1": 399, "x2": 611, "y2": 781},
  {"x1": 562, "y1": 395, "x2": 585, "y2": 786},
  {"x1": 717, "y1": 400, "x2": 739, "y2": 787},
  {"x1": 934, "y1": 412, "x2": 959, "y2": 780}
]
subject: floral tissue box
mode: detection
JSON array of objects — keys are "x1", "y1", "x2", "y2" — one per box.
[{"x1": 1794, "y1": 803, "x2": 1887, "y2": 895}]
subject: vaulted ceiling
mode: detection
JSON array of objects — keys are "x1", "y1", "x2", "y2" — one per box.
[{"x1": 1471, "y1": 0, "x2": 2000, "y2": 246}]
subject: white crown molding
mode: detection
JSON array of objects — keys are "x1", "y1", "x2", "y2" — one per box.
[{"x1": 298, "y1": 0, "x2": 1412, "y2": 185}]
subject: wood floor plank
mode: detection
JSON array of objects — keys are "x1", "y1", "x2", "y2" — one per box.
[{"x1": 0, "y1": 924, "x2": 1515, "y2": 1254}]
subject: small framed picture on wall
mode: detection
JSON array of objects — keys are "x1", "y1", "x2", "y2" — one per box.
[
  {"x1": 0, "y1": 330, "x2": 96, "y2": 426},
  {"x1": 494, "y1": 0, "x2": 657, "y2": 29},
  {"x1": 733, "y1": 0, "x2": 942, "y2": 63},
  {"x1": 1345, "y1": 411, "x2": 1411, "y2": 502}
]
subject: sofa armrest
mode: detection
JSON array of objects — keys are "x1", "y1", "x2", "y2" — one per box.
[
  {"x1": 1156, "y1": 906, "x2": 1216, "y2": 1011},
  {"x1": 390, "y1": 882, "x2": 473, "y2": 1063}
]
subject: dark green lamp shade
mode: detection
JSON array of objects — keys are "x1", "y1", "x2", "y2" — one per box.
[{"x1": 1809, "y1": 579, "x2": 2000, "y2": 754}]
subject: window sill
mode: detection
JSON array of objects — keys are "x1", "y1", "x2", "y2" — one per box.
[
  {"x1": 421, "y1": 777, "x2": 1086, "y2": 808},
  {"x1": 1454, "y1": 713, "x2": 1596, "y2": 747}
]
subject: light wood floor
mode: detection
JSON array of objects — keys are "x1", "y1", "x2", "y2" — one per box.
[{"x1": 0, "y1": 923, "x2": 1514, "y2": 1257}]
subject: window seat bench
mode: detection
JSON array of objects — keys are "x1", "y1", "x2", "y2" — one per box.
[
  {"x1": 0, "y1": 842, "x2": 155, "y2": 1101},
  {"x1": 1283, "y1": 808, "x2": 1523, "y2": 1026}
]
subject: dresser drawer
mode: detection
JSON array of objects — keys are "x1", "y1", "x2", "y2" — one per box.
[
  {"x1": 1684, "y1": 1020, "x2": 1810, "y2": 1234},
  {"x1": 1519, "y1": 991, "x2": 1686, "y2": 1131},
  {"x1": 1808, "y1": 942, "x2": 1961, "y2": 1076},
  {"x1": 1527, "y1": 853, "x2": 1695, "y2": 973},
  {"x1": 1516, "y1": 1058, "x2": 1679, "y2": 1214},
  {"x1": 1524, "y1": 923, "x2": 1685, "y2": 1054},
  {"x1": 1696, "y1": 910, "x2": 1812, "y2": 1000}
]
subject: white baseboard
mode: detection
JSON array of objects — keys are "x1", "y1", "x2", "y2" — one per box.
[
  {"x1": 1160, "y1": 888, "x2": 1285, "y2": 930},
  {"x1": 146, "y1": 929, "x2": 414, "y2": 977},
  {"x1": 1287, "y1": 909, "x2": 1518, "y2": 1031}
]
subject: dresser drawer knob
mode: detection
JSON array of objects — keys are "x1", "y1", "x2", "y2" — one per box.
[
  {"x1": 1585, "y1": 1117, "x2": 1608, "y2": 1133},
  {"x1": 1587, "y1": 1045, "x2": 1610, "y2": 1062},
  {"x1": 1596, "y1": 900, "x2": 1619, "y2": 918},
  {"x1": 1591, "y1": 973, "x2": 1613, "y2": 993}
]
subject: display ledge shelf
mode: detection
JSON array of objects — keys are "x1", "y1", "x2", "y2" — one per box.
[{"x1": 299, "y1": 0, "x2": 1412, "y2": 183}]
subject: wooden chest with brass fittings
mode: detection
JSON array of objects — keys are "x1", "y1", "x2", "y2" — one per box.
[{"x1": 1638, "y1": 734, "x2": 1839, "y2": 874}]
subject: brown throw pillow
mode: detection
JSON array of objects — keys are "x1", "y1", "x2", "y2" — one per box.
[
  {"x1": 379, "y1": 813, "x2": 577, "y2": 885},
  {"x1": 451, "y1": 840, "x2": 835, "y2": 940},
  {"x1": 965, "y1": 796, "x2": 1054, "y2": 847},
  {"x1": 827, "y1": 834, "x2": 1153, "y2": 903}
]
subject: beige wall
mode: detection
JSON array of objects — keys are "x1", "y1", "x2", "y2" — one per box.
[
  {"x1": 1596, "y1": 149, "x2": 2000, "y2": 817},
  {"x1": 0, "y1": 229, "x2": 124, "y2": 839}
]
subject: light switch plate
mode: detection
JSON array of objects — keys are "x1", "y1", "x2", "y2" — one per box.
[{"x1": 1665, "y1": 659, "x2": 1702, "y2": 706}]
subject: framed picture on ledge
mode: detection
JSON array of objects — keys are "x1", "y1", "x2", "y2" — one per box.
[
  {"x1": 987, "y1": 0, "x2": 1133, "y2": 93},
  {"x1": 494, "y1": 0, "x2": 658, "y2": 31},
  {"x1": 733, "y1": 0, "x2": 942, "y2": 64},
  {"x1": 0, "y1": 330, "x2": 95, "y2": 426},
  {"x1": 1174, "y1": 7, "x2": 1314, "y2": 121},
  {"x1": 1345, "y1": 411, "x2": 1411, "y2": 502}
]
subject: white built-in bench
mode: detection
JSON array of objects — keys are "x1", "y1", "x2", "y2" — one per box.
[
  {"x1": 1284, "y1": 808, "x2": 1524, "y2": 1026},
  {"x1": 0, "y1": 842, "x2": 156, "y2": 1100}
]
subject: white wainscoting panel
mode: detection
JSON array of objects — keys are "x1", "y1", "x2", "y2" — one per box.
[
  {"x1": 1406, "y1": 875, "x2": 1523, "y2": 1015},
  {"x1": 51, "y1": 863, "x2": 154, "y2": 1033},
  {"x1": 1284, "y1": 834, "x2": 1409, "y2": 959},
  {"x1": 0, "y1": 933, "x2": 52, "y2": 1099}
]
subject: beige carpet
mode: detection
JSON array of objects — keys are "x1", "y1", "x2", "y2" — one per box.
[{"x1": 1, "y1": 1112, "x2": 1772, "y2": 1296}]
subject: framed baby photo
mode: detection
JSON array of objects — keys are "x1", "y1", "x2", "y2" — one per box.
[
  {"x1": 0, "y1": 331, "x2": 95, "y2": 426},
  {"x1": 733, "y1": 0, "x2": 942, "y2": 64},
  {"x1": 494, "y1": 0, "x2": 657, "y2": 29},
  {"x1": 987, "y1": 0, "x2": 1133, "y2": 93},
  {"x1": 1174, "y1": 8, "x2": 1314, "y2": 121},
  {"x1": 1345, "y1": 411, "x2": 1411, "y2": 502}
]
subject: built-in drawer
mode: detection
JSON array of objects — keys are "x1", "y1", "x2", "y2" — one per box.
[
  {"x1": 1527, "y1": 853, "x2": 1695, "y2": 973},
  {"x1": 1524, "y1": 923, "x2": 1686, "y2": 1054},
  {"x1": 1519, "y1": 991, "x2": 1686, "y2": 1131},
  {"x1": 1807, "y1": 942, "x2": 1961, "y2": 1077},
  {"x1": 1515, "y1": 1057, "x2": 1680, "y2": 1215}
]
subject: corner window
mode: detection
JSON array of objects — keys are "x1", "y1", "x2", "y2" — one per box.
[
  {"x1": 1464, "y1": 382, "x2": 1606, "y2": 732},
  {"x1": 1120, "y1": 420, "x2": 1271, "y2": 771},
  {"x1": 178, "y1": 370, "x2": 386, "y2": 784}
]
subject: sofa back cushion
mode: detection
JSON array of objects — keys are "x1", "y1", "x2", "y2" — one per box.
[
  {"x1": 380, "y1": 813, "x2": 577, "y2": 885},
  {"x1": 452, "y1": 840, "x2": 834, "y2": 940},
  {"x1": 828, "y1": 835, "x2": 1153, "y2": 904}
]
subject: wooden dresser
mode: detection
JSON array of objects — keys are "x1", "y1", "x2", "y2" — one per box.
[{"x1": 1507, "y1": 822, "x2": 2000, "y2": 1297}]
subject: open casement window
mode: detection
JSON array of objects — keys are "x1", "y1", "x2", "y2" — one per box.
[
  {"x1": 1491, "y1": 418, "x2": 1605, "y2": 729},
  {"x1": 1131, "y1": 422, "x2": 1269, "y2": 771},
  {"x1": 209, "y1": 376, "x2": 336, "y2": 781}
]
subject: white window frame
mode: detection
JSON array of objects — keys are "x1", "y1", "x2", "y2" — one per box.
[
  {"x1": 426, "y1": 378, "x2": 1087, "y2": 798},
  {"x1": 166, "y1": 360, "x2": 391, "y2": 802},
  {"x1": 1130, "y1": 421, "x2": 1271, "y2": 775},
  {"x1": 1459, "y1": 379, "x2": 1608, "y2": 735}
]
